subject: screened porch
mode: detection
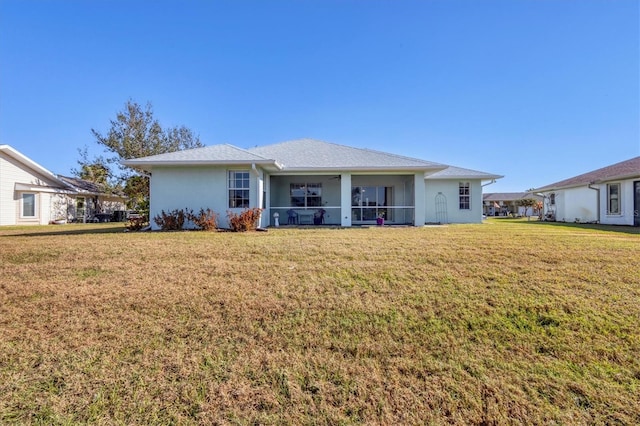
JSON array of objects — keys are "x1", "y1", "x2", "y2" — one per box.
[{"x1": 267, "y1": 174, "x2": 416, "y2": 226}]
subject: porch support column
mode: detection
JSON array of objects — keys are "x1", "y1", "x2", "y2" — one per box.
[
  {"x1": 414, "y1": 172, "x2": 426, "y2": 226},
  {"x1": 252, "y1": 164, "x2": 265, "y2": 227},
  {"x1": 340, "y1": 173, "x2": 352, "y2": 227}
]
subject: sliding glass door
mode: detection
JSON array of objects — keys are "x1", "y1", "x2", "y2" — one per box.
[{"x1": 351, "y1": 186, "x2": 393, "y2": 222}]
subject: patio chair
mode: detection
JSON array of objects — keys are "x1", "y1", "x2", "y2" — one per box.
[
  {"x1": 313, "y1": 208, "x2": 326, "y2": 225},
  {"x1": 287, "y1": 209, "x2": 298, "y2": 225}
]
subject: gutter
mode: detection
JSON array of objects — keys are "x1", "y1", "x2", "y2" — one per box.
[
  {"x1": 481, "y1": 179, "x2": 497, "y2": 187},
  {"x1": 588, "y1": 182, "x2": 600, "y2": 223}
]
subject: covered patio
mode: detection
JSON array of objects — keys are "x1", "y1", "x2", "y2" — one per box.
[{"x1": 267, "y1": 173, "x2": 417, "y2": 227}]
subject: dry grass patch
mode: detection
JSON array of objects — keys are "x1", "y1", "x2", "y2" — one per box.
[{"x1": 0, "y1": 221, "x2": 639, "y2": 424}]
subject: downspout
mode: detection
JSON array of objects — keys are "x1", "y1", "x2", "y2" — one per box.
[{"x1": 588, "y1": 182, "x2": 600, "y2": 224}]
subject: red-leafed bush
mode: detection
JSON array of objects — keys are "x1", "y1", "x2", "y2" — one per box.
[
  {"x1": 187, "y1": 208, "x2": 219, "y2": 231},
  {"x1": 153, "y1": 209, "x2": 187, "y2": 231},
  {"x1": 226, "y1": 208, "x2": 263, "y2": 232}
]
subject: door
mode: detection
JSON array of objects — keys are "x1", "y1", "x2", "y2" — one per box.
[{"x1": 634, "y1": 181, "x2": 640, "y2": 227}]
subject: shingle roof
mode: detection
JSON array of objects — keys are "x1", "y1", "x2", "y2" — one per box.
[
  {"x1": 483, "y1": 192, "x2": 542, "y2": 202},
  {"x1": 122, "y1": 138, "x2": 501, "y2": 179},
  {"x1": 534, "y1": 156, "x2": 640, "y2": 191},
  {"x1": 57, "y1": 175, "x2": 125, "y2": 197},
  {"x1": 247, "y1": 138, "x2": 446, "y2": 171},
  {"x1": 122, "y1": 144, "x2": 274, "y2": 166},
  {"x1": 426, "y1": 165, "x2": 503, "y2": 180},
  {"x1": 58, "y1": 175, "x2": 105, "y2": 193}
]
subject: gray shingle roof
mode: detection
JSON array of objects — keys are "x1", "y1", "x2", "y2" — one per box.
[
  {"x1": 426, "y1": 165, "x2": 503, "y2": 180},
  {"x1": 122, "y1": 138, "x2": 501, "y2": 179},
  {"x1": 248, "y1": 138, "x2": 446, "y2": 171},
  {"x1": 57, "y1": 175, "x2": 125, "y2": 197},
  {"x1": 534, "y1": 156, "x2": 640, "y2": 191},
  {"x1": 122, "y1": 144, "x2": 272, "y2": 165}
]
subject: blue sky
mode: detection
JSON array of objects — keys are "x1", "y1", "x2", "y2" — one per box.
[{"x1": 1, "y1": 0, "x2": 638, "y2": 192}]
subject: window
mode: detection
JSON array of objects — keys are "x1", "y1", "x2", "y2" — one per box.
[
  {"x1": 459, "y1": 182, "x2": 470, "y2": 210},
  {"x1": 21, "y1": 193, "x2": 36, "y2": 217},
  {"x1": 607, "y1": 183, "x2": 620, "y2": 215},
  {"x1": 549, "y1": 193, "x2": 556, "y2": 206},
  {"x1": 290, "y1": 183, "x2": 322, "y2": 207},
  {"x1": 228, "y1": 171, "x2": 250, "y2": 208}
]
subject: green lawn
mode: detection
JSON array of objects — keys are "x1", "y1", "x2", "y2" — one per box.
[{"x1": 1, "y1": 220, "x2": 638, "y2": 424}]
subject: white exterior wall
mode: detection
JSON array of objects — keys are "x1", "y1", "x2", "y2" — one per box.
[
  {"x1": 424, "y1": 180, "x2": 484, "y2": 224},
  {"x1": 0, "y1": 151, "x2": 62, "y2": 225},
  {"x1": 150, "y1": 166, "x2": 228, "y2": 230},
  {"x1": 600, "y1": 179, "x2": 637, "y2": 226},
  {"x1": 150, "y1": 165, "x2": 266, "y2": 230},
  {"x1": 550, "y1": 187, "x2": 597, "y2": 223}
]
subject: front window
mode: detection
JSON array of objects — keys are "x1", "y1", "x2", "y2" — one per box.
[
  {"x1": 290, "y1": 183, "x2": 322, "y2": 207},
  {"x1": 228, "y1": 171, "x2": 250, "y2": 208},
  {"x1": 549, "y1": 193, "x2": 556, "y2": 206},
  {"x1": 607, "y1": 183, "x2": 620, "y2": 215},
  {"x1": 22, "y1": 193, "x2": 36, "y2": 217},
  {"x1": 459, "y1": 182, "x2": 470, "y2": 210}
]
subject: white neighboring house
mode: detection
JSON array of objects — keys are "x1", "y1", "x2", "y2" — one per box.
[
  {"x1": 122, "y1": 138, "x2": 502, "y2": 229},
  {"x1": 0, "y1": 145, "x2": 127, "y2": 225},
  {"x1": 533, "y1": 156, "x2": 640, "y2": 226}
]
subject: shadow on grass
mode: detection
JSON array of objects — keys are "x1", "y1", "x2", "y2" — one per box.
[
  {"x1": 520, "y1": 220, "x2": 640, "y2": 235},
  {"x1": 0, "y1": 223, "x2": 129, "y2": 237}
]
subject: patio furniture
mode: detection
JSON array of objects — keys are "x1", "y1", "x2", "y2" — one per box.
[
  {"x1": 295, "y1": 209, "x2": 315, "y2": 224},
  {"x1": 314, "y1": 208, "x2": 326, "y2": 225},
  {"x1": 287, "y1": 209, "x2": 298, "y2": 224}
]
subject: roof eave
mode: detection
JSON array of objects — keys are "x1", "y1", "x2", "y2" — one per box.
[
  {"x1": 427, "y1": 174, "x2": 503, "y2": 180},
  {"x1": 121, "y1": 159, "x2": 282, "y2": 170},
  {"x1": 278, "y1": 165, "x2": 446, "y2": 173}
]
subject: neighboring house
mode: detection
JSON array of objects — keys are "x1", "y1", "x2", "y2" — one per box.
[
  {"x1": 483, "y1": 192, "x2": 543, "y2": 217},
  {"x1": 123, "y1": 138, "x2": 502, "y2": 229},
  {"x1": 0, "y1": 145, "x2": 127, "y2": 225},
  {"x1": 533, "y1": 156, "x2": 640, "y2": 226},
  {"x1": 56, "y1": 175, "x2": 128, "y2": 222}
]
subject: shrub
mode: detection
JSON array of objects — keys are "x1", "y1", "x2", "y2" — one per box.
[
  {"x1": 227, "y1": 208, "x2": 263, "y2": 232},
  {"x1": 125, "y1": 216, "x2": 148, "y2": 232},
  {"x1": 153, "y1": 209, "x2": 187, "y2": 231},
  {"x1": 186, "y1": 208, "x2": 219, "y2": 231}
]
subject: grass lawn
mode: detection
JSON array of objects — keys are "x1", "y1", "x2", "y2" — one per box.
[{"x1": 1, "y1": 220, "x2": 638, "y2": 424}]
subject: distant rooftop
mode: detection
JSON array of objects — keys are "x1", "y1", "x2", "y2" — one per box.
[{"x1": 534, "y1": 156, "x2": 640, "y2": 191}]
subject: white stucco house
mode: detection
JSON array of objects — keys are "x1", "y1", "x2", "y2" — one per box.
[
  {"x1": 0, "y1": 145, "x2": 127, "y2": 225},
  {"x1": 123, "y1": 139, "x2": 502, "y2": 229},
  {"x1": 533, "y1": 156, "x2": 640, "y2": 226}
]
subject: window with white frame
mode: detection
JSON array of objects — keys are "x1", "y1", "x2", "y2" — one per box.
[
  {"x1": 21, "y1": 193, "x2": 36, "y2": 217},
  {"x1": 607, "y1": 183, "x2": 620, "y2": 215},
  {"x1": 228, "y1": 170, "x2": 250, "y2": 208},
  {"x1": 459, "y1": 182, "x2": 470, "y2": 210},
  {"x1": 549, "y1": 193, "x2": 556, "y2": 206}
]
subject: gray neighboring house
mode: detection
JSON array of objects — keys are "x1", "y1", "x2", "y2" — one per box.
[
  {"x1": 533, "y1": 156, "x2": 640, "y2": 226},
  {"x1": 482, "y1": 192, "x2": 543, "y2": 217},
  {"x1": 123, "y1": 138, "x2": 502, "y2": 229}
]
